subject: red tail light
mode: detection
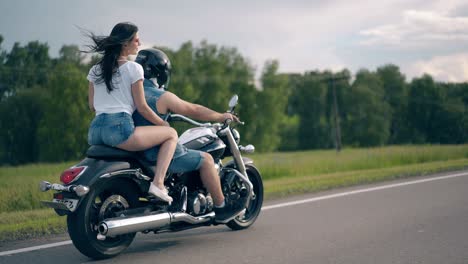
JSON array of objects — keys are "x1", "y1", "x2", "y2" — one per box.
[{"x1": 60, "y1": 166, "x2": 86, "y2": 185}]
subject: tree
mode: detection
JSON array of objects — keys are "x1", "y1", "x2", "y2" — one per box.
[
  {"x1": 0, "y1": 88, "x2": 45, "y2": 164},
  {"x1": 162, "y1": 41, "x2": 257, "y2": 144},
  {"x1": 407, "y1": 74, "x2": 442, "y2": 143},
  {"x1": 341, "y1": 69, "x2": 390, "y2": 146},
  {"x1": 59, "y1": 45, "x2": 84, "y2": 65},
  {"x1": 36, "y1": 62, "x2": 90, "y2": 162},
  {"x1": 1, "y1": 41, "x2": 51, "y2": 100},
  {"x1": 291, "y1": 71, "x2": 330, "y2": 149},
  {"x1": 430, "y1": 83, "x2": 468, "y2": 143},
  {"x1": 377, "y1": 64, "x2": 409, "y2": 144},
  {"x1": 251, "y1": 60, "x2": 289, "y2": 152},
  {"x1": 0, "y1": 35, "x2": 6, "y2": 100},
  {"x1": 162, "y1": 42, "x2": 198, "y2": 101},
  {"x1": 192, "y1": 41, "x2": 236, "y2": 110}
]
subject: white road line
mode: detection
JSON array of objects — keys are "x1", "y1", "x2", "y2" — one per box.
[
  {"x1": 0, "y1": 241, "x2": 72, "y2": 256},
  {"x1": 1, "y1": 170, "x2": 468, "y2": 257},
  {"x1": 262, "y1": 171, "x2": 468, "y2": 211}
]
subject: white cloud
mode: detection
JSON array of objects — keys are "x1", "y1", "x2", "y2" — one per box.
[
  {"x1": 359, "y1": 10, "x2": 468, "y2": 47},
  {"x1": 427, "y1": 0, "x2": 468, "y2": 15},
  {"x1": 405, "y1": 53, "x2": 468, "y2": 82}
]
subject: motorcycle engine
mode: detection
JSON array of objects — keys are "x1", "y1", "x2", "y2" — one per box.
[{"x1": 187, "y1": 192, "x2": 214, "y2": 215}]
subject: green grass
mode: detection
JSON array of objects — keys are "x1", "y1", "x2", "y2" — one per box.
[
  {"x1": 0, "y1": 209, "x2": 66, "y2": 241},
  {"x1": 251, "y1": 145, "x2": 468, "y2": 180},
  {"x1": 264, "y1": 158, "x2": 468, "y2": 198},
  {"x1": 0, "y1": 144, "x2": 467, "y2": 242},
  {"x1": 0, "y1": 161, "x2": 76, "y2": 212}
]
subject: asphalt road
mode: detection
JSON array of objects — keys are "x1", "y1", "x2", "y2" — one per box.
[{"x1": 1, "y1": 170, "x2": 468, "y2": 264}]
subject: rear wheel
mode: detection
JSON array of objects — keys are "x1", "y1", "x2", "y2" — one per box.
[
  {"x1": 67, "y1": 179, "x2": 140, "y2": 259},
  {"x1": 227, "y1": 164, "x2": 263, "y2": 230}
]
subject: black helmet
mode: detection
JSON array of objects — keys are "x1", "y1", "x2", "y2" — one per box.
[{"x1": 135, "y1": 48, "x2": 172, "y2": 89}]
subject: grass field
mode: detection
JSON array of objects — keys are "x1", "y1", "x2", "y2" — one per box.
[{"x1": 0, "y1": 144, "x2": 467, "y2": 242}]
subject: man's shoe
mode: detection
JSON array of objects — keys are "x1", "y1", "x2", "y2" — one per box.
[{"x1": 214, "y1": 197, "x2": 247, "y2": 224}]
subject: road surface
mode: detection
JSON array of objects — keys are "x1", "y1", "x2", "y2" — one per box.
[{"x1": 1, "y1": 170, "x2": 468, "y2": 264}]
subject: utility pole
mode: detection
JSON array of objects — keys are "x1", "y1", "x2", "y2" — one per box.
[
  {"x1": 330, "y1": 77, "x2": 342, "y2": 152},
  {"x1": 324, "y1": 74, "x2": 348, "y2": 152}
]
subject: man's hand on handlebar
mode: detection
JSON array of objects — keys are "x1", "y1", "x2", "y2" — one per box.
[{"x1": 220, "y1": 113, "x2": 240, "y2": 123}]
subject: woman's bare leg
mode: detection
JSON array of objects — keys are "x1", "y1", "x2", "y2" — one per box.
[
  {"x1": 117, "y1": 126, "x2": 178, "y2": 200},
  {"x1": 153, "y1": 140, "x2": 177, "y2": 187}
]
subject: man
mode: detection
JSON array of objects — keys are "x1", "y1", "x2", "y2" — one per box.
[{"x1": 133, "y1": 48, "x2": 246, "y2": 223}]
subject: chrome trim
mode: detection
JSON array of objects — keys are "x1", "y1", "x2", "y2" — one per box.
[
  {"x1": 39, "y1": 181, "x2": 51, "y2": 192},
  {"x1": 239, "y1": 144, "x2": 255, "y2": 153},
  {"x1": 170, "y1": 114, "x2": 212, "y2": 127},
  {"x1": 242, "y1": 158, "x2": 254, "y2": 165},
  {"x1": 180, "y1": 186, "x2": 188, "y2": 212},
  {"x1": 74, "y1": 185, "x2": 90, "y2": 197},
  {"x1": 68, "y1": 165, "x2": 88, "y2": 184},
  {"x1": 39, "y1": 181, "x2": 89, "y2": 196},
  {"x1": 98, "y1": 211, "x2": 215, "y2": 238},
  {"x1": 218, "y1": 127, "x2": 254, "y2": 208},
  {"x1": 171, "y1": 211, "x2": 215, "y2": 224},
  {"x1": 221, "y1": 128, "x2": 247, "y2": 176},
  {"x1": 99, "y1": 212, "x2": 171, "y2": 237},
  {"x1": 205, "y1": 143, "x2": 226, "y2": 152},
  {"x1": 99, "y1": 169, "x2": 151, "y2": 181},
  {"x1": 232, "y1": 170, "x2": 254, "y2": 208},
  {"x1": 215, "y1": 209, "x2": 246, "y2": 224}
]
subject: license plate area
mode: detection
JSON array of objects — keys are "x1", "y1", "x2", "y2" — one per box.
[{"x1": 52, "y1": 198, "x2": 78, "y2": 212}]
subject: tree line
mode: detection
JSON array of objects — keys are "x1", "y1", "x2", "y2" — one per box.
[{"x1": 0, "y1": 35, "x2": 467, "y2": 165}]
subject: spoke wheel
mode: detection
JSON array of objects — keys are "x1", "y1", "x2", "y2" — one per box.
[
  {"x1": 227, "y1": 165, "x2": 264, "y2": 230},
  {"x1": 67, "y1": 179, "x2": 139, "y2": 259}
]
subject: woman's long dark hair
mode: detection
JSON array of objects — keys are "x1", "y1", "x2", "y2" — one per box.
[{"x1": 83, "y1": 22, "x2": 138, "y2": 92}]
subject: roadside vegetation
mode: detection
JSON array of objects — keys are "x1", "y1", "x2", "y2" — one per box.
[{"x1": 0, "y1": 144, "x2": 467, "y2": 242}]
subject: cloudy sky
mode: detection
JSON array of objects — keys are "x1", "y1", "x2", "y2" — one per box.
[{"x1": 1, "y1": 0, "x2": 468, "y2": 82}]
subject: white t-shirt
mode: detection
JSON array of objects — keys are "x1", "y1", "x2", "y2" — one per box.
[{"x1": 87, "y1": 61, "x2": 144, "y2": 115}]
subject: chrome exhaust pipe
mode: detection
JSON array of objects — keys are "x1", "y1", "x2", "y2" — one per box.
[{"x1": 98, "y1": 211, "x2": 215, "y2": 238}]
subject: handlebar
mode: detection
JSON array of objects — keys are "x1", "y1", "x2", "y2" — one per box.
[
  {"x1": 168, "y1": 114, "x2": 212, "y2": 127},
  {"x1": 168, "y1": 114, "x2": 244, "y2": 128}
]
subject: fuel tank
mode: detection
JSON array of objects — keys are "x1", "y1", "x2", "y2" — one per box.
[{"x1": 179, "y1": 127, "x2": 226, "y2": 159}]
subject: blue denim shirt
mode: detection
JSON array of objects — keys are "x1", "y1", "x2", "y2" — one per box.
[
  {"x1": 132, "y1": 79, "x2": 167, "y2": 126},
  {"x1": 133, "y1": 79, "x2": 187, "y2": 160}
]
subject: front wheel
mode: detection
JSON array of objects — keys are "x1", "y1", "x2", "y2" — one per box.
[
  {"x1": 67, "y1": 179, "x2": 140, "y2": 259},
  {"x1": 227, "y1": 164, "x2": 264, "y2": 230}
]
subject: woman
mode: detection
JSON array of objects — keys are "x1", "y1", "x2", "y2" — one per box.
[{"x1": 85, "y1": 22, "x2": 175, "y2": 203}]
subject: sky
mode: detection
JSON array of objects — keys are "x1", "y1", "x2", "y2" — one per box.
[{"x1": 1, "y1": 0, "x2": 468, "y2": 82}]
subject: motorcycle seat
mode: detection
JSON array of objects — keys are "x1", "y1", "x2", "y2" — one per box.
[{"x1": 86, "y1": 145, "x2": 154, "y2": 175}]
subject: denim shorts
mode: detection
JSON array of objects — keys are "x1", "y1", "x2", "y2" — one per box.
[
  {"x1": 88, "y1": 112, "x2": 134, "y2": 147},
  {"x1": 143, "y1": 143, "x2": 205, "y2": 174}
]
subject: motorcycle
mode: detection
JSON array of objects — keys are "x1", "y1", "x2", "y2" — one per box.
[{"x1": 39, "y1": 95, "x2": 263, "y2": 259}]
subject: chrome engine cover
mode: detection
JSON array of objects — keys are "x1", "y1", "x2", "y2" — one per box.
[{"x1": 187, "y1": 193, "x2": 214, "y2": 215}]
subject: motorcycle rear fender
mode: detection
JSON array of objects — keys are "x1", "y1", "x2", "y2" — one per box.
[
  {"x1": 50, "y1": 158, "x2": 150, "y2": 216},
  {"x1": 68, "y1": 157, "x2": 149, "y2": 200}
]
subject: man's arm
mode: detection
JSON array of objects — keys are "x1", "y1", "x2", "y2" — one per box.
[{"x1": 160, "y1": 92, "x2": 235, "y2": 123}]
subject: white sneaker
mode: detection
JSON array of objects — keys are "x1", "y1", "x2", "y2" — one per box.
[{"x1": 148, "y1": 183, "x2": 173, "y2": 204}]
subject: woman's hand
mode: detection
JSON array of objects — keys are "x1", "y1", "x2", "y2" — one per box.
[{"x1": 160, "y1": 120, "x2": 170, "y2": 127}]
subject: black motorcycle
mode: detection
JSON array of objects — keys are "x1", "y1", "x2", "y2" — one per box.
[{"x1": 39, "y1": 95, "x2": 263, "y2": 259}]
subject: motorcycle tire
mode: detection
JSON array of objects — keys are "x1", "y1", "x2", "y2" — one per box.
[
  {"x1": 227, "y1": 164, "x2": 264, "y2": 230},
  {"x1": 67, "y1": 178, "x2": 140, "y2": 259}
]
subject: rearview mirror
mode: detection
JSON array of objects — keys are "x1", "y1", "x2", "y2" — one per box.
[{"x1": 228, "y1": 95, "x2": 238, "y2": 108}]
